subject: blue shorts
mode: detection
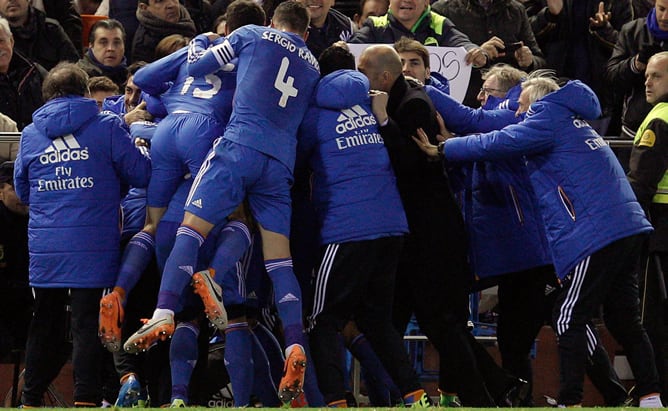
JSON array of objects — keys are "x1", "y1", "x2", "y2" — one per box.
[
  {"x1": 185, "y1": 139, "x2": 293, "y2": 236},
  {"x1": 148, "y1": 113, "x2": 223, "y2": 208}
]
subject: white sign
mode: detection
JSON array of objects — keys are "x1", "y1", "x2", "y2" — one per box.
[{"x1": 347, "y1": 44, "x2": 472, "y2": 103}]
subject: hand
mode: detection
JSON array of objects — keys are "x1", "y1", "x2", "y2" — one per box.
[
  {"x1": 465, "y1": 47, "x2": 488, "y2": 68},
  {"x1": 435, "y1": 112, "x2": 453, "y2": 142},
  {"x1": 547, "y1": 0, "x2": 563, "y2": 15},
  {"x1": 203, "y1": 31, "x2": 221, "y2": 42},
  {"x1": 480, "y1": 36, "x2": 504, "y2": 60},
  {"x1": 124, "y1": 101, "x2": 152, "y2": 125},
  {"x1": 412, "y1": 128, "x2": 440, "y2": 158},
  {"x1": 369, "y1": 90, "x2": 389, "y2": 125},
  {"x1": 514, "y1": 44, "x2": 533, "y2": 68},
  {"x1": 589, "y1": 2, "x2": 611, "y2": 28},
  {"x1": 134, "y1": 138, "x2": 149, "y2": 147}
]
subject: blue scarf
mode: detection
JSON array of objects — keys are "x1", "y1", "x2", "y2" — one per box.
[
  {"x1": 647, "y1": 8, "x2": 668, "y2": 41},
  {"x1": 86, "y1": 49, "x2": 128, "y2": 75}
]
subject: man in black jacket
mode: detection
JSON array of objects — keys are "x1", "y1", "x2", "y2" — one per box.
[
  {"x1": 0, "y1": 0, "x2": 79, "y2": 70},
  {"x1": 0, "y1": 16, "x2": 46, "y2": 131},
  {"x1": 131, "y1": 0, "x2": 196, "y2": 63}
]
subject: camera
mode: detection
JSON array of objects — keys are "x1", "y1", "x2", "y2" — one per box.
[{"x1": 503, "y1": 41, "x2": 523, "y2": 53}]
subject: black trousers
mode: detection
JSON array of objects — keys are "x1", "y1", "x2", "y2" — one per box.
[
  {"x1": 308, "y1": 236, "x2": 421, "y2": 405},
  {"x1": 392, "y1": 192, "x2": 506, "y2": 406},
  {"x1": 553, "y1": 234, "x2": 660, "y2": 405},
  {"x1": 22, "y1": 288, "x2": 104, "y2": 406},
  {"x1": 497, "y1": 265, "x2": 628, "y2": 406}
]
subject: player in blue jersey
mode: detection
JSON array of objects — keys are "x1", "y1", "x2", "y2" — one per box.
[{"x1": 124, "y1": 1, "x2": 320, "y2": 404}]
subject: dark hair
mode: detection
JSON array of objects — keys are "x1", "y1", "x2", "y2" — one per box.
[
  {"x1": 127, "y1": 61, "x2": 147, "y2": 79},
  {"x1": 272, "y1": 1, "x2": 310, "y2": 36},
  {"x1": 155, "y1": 34, "x2": 190, "y2": 59},
  {"x1": 226, "y1": 0, "x2": 266, "y2": 32},
  {"x1": 42, "y1": 62, "x2": 90, "y2": 101},
  {"x1": 87, "y1": 76, "x2": 120, "y2": 95},
  {"x1": 393, "y1": 37, "x2": 429, "y2": 69},
  {"x1": 319, "y1": 45, "x2": 355, "y2": 76},
  {"x1": 212, "y1": 14, "x2": 227, "y2": 34},
  {"x1": 88, "y1": 18, "x2": 126, "y2": 45},
  {"x1": 0, "y1": 161, "x2": 13, "y2": 185}
]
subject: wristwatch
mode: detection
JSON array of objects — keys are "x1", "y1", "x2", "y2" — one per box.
[{"x1": 437, "y1": 141, "x2": 445, "y2": 157}]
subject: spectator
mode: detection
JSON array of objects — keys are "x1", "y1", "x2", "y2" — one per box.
[
  {"x1": 77, "y1": 19, "x2": 128, "y2": 90},
  {"x1": 109, "y1": 0, "x2": 139, "y2": 61},
  {"x1": 295, "y1": 0, "x2": 354, "y2": 58},
  {"x1": 525, "y1": 0, "x2": 632, "y2": 135},
  {"x1": 607, "y1": 0, "x2": 668, "y2": 144},
  {"x1": 0, "y1": 161, "x2": 30, "y2": 361},
  {"x1": 36, "y1": 0, "x2": 83, "y2": 54},
  {"x1": 350, "y1": 0, "x2": 488, "y2": 68},
  {"x1": 352, "y1": 0, "x2": 388, "y2": 29},
  {"x1": 131, "y1": 0, "x2": 196, "y2": 64},
  {"x1": 0, "y1": 0, "x2": 79, "y2": 70},
  {"x1": 15, "y1": 62, "x2": 151, "y2": 407},
  {"x1": 432, "y1": 0, "x2": 546, "y2": 107},
  {"x1": 415, "y1": 76, "x2": 663, "y2": 408},
  {"x1": 87, "y1": 76, "x2": 119, "y2": 110},
  {"x1": 0, "y1": 16, "x2": 47, "y2": 131},
  {"x1": 627, "y1": 51, "x2": 668, "y2": 401},
  {"x1": 183, "y1": 0, "x2": 213, "y2": 34}
]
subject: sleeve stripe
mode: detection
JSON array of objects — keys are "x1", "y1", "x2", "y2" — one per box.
[{"x1": 212, "y1": 40, "x2": 235, "y2": 67}]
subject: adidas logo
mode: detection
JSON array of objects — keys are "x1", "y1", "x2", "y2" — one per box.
[
  {"x1": 278, "y1": 293, "x2": 299, "y2": 304},
  {"x1": 247, "y1": 291, "x2": 258, "y2": 300},
  {"x1": 335, "y1": 105, "x2": 377, "y2": 134},
  {"x1": 191, "y1": 198, "x2": 203, "y2": 208},
  {"x1": 39, "y1": 134, "x2": 89, "y2": 165}
]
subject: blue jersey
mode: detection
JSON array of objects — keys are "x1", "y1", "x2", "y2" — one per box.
[
  {"x1": 188, "y1": 26, "x2": 320, "y2": 171},
  {"x1": 133, "y1": 46, "x2": 236, "y2": 125}
]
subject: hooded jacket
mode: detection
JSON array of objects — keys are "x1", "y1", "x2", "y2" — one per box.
[
  {"x1": 297, "y1": 70, "x2": 408, "y2": 245},
  {"x1": 427, "y1": 83, "x2": 551, "y2": 278},
  {"x1": 14, "y1": 96, "x2": 151, "y2": 288},
  {"x1": 443, "y1": 81, "x2": 652, "y2": 278}
]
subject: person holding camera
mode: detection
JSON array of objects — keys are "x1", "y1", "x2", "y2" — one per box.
[
  {"x1": 607, "y1": 0, "x2": 668, "y2": 146},
  {"x1": 431, "y1": 0, "x2": 546, "y2": 107}
]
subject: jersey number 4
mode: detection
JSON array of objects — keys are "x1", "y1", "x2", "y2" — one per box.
[{"x1": 274, "y1": 57, "x2": 298, "y2": 108}]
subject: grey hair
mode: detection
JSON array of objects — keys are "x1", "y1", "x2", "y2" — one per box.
[
  {"x1": 0, "y1": 16, "x2": 12, "y2": 38},
  {"x1": 521, "y1": 69, "x2": 559, "y2": 105},
  {"x1": 481, "y1": 63, "x2": 527, "y2": 93}
]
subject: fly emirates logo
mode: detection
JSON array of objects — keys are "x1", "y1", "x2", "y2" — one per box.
[
  {"x1": 37, "y1": 134, "x2": 94, "y2": 192},
  {"x1": 335, "y1": 105, "x2": 383, "y2": 150}
]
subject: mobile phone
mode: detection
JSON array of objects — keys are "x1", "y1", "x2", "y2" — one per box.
[{"x1": 504, "y1": 41, "x2": 523, "y2": 53}]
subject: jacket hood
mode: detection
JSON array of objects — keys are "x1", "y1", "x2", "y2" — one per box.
[
  {"x1": 535, "y1": 80, "x2": 602, "y2": 120},
  {"x1": 32, "y1": 96, "x2": 99, "y2": 138},
  {"x1": 315, "y1": 70, "x2": 370, "y2": 110}
]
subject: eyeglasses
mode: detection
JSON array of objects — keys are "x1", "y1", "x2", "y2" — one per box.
[{"x1": 479, "y1": 87, "x2": 505, "y2": 95}]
